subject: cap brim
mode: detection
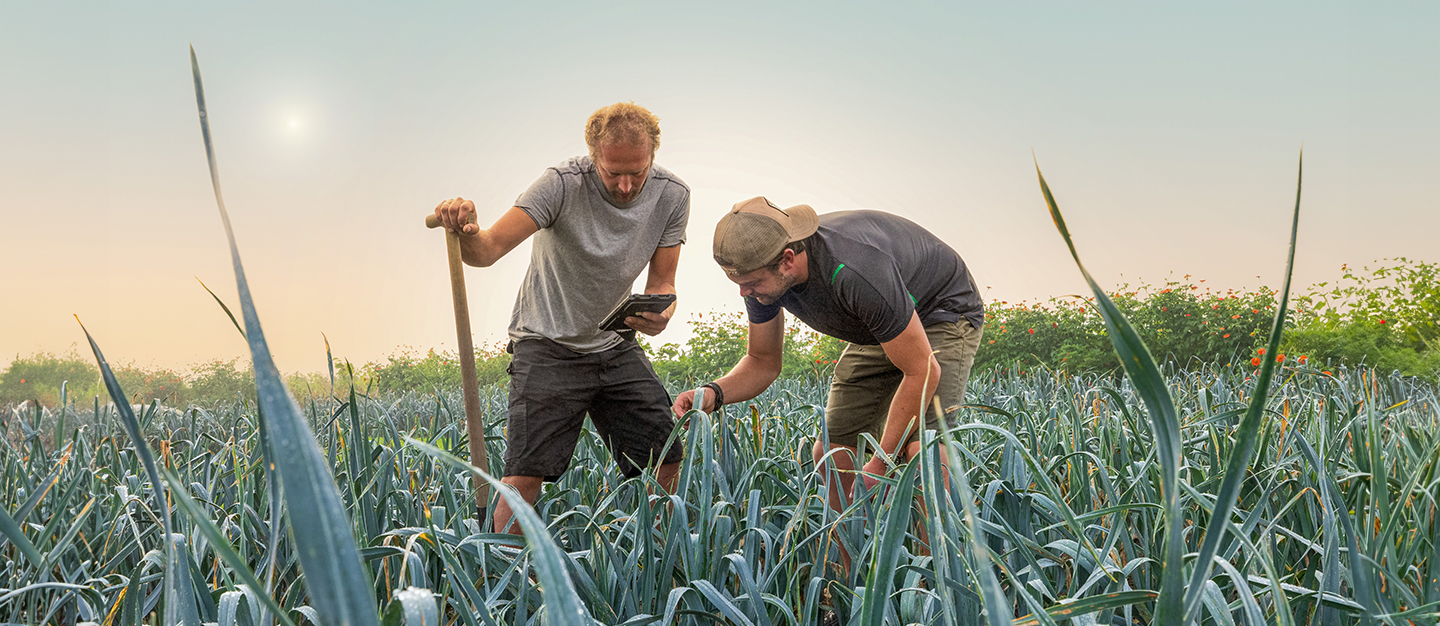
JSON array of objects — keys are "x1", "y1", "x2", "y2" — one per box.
[{"x1": 784, "y1": 204, "x2": 819, "y2": 242}]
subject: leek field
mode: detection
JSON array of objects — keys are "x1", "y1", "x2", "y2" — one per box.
[{"x1": 2, "y1": 52, "x2": 1439, "y2": 626}]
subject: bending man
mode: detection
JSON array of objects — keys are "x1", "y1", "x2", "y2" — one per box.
[
  {"x1": 434, "y1": 102, "x2": 689, "y2": 533},
  {"x1": 674, "y1": 197, "x2": 984, "y2": 507}
]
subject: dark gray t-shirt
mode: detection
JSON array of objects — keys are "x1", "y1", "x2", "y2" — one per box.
[
  {"x1": 510, "y1": 156, "x2": 689, "y2": 353},
  {"x1": 745, "y1": 210, "x2": 983, "y2": 345}
]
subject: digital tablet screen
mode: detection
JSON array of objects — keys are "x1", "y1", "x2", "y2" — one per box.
[{"x1": 598, "y1": 294, "x2": 676, "y2": 332}]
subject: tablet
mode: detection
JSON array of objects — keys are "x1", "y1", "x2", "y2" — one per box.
[{"x1": 599, "y1": 294, "x2": 677, "y2": 332}]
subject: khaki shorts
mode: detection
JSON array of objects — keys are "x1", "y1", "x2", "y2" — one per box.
[{"x1": 824, "y1": 319, "x2": 983, "y2": 449}]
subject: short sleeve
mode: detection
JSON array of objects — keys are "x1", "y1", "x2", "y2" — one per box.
[
  {"x1": 658, "y1": 185, "x2": 690, "y2": 247},
  {"x1": 834, "y1": 262, "x2": 914, "y2": 343},
  {"x1": 514, "y1": 168, "x2": 565, "y2": 229},
  {"x1": 745, "y1": 296, "x2": 782, "y2": 325}
]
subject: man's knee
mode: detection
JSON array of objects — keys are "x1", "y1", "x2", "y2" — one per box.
[{"x1": 814, "y1": 441, "x2": 857, "y2": 469}]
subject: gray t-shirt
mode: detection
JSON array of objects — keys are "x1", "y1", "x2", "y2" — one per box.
[{"x1": 509, "y1": 156, "x2": 690, "y2": 353}]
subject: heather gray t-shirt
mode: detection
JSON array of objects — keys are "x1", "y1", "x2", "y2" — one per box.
[{"x1": 509, "y1": 156, "x2": 690, "y2": 353}]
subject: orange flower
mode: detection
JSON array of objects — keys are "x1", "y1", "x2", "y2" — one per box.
[
  {"x1": 1223, "y1": 334, "x2": 1231, "y2": 338},
  {"x1": 1232, "y1": 314, "x2": 1240, "y2": 319},
  {"x1": 18, "y1": 379, "x2": 23, "y2": 384},
  {"x1": 1250, "y1": 357, "x2": 1262, "y2": 366},
  {"x1": 1298, "y1": 355, "x2": 1308, "y2": 365},
  {"x1": 1276, "y1": 354, "x2": 1285, "y2": 363},
  {"x1": 1028, "y1": 328, "x2": 1035, "y2": 334},
  {"x1": 988, "y1": 340, "x2": 995, "y2": 344},
  {"x1": 1257, "y1": 348, "x2": 1266, "y2": 356},
  {"x1": 1379, "y1": 319, "x2": 1387, "y2": 324},
  {"x1": 1252, "y1": 309, "x2": 1260, "y2": 314},
  {"x1": 1323, "y1": 370, "x2": 1333, "y2": 375}
]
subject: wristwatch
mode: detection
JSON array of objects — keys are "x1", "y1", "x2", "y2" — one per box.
[{"x1": 701, "y1": 381, "x2": 725, "y2": 409}]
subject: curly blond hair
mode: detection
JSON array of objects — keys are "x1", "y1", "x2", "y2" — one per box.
[{"x1": 584, "y1": 102, "x2": 661, "y2": 158}]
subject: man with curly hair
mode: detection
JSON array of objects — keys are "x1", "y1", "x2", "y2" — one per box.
[{"x1": 433, "y1": 102, "x2": 689, "y2": 533}]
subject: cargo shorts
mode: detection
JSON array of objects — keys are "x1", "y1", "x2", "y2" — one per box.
[
  {"x1": 503, "y1": 337, "x2": 684, "y2": 481},
  {"x1": 824, "y1": 319, "x2": 983, "y2": 449}
]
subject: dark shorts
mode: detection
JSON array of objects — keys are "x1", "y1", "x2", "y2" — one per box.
[
  {"x1": 825, "y1": 319, "x2": 983, "y2": 449},
  {"x1": 504, "y1": 337, "x2": 684, "y2": 481}
]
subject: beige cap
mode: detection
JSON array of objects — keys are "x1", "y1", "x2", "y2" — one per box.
[{"x1": 713, "y1": 196, "x2": 819, "y2": 276}]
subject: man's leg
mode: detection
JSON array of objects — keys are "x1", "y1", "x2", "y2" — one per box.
[
  {"x1": 495, "y1": 339, "x2": 600, "y2": 534},
  {"x1": 907, "y1": 320, "x2": 982, "y2": 553},
  {"x1": 590, "y1": 339, "x2": 685, "y2": 487},
  {"x1": 492, "y1": 476, "x2": 544, "y2": 535},
  {"x1": 812, "y1": 440, "x2": 861, "y2": 512}
]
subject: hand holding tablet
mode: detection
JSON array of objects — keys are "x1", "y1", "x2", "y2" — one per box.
[{"x1": 599, "y1": 294, "x2": 677, "y2": 332}]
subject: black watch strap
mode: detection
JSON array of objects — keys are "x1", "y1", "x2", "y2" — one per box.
[{"x1": 702, "y1": 381, "x2": 725, "y2": 408}]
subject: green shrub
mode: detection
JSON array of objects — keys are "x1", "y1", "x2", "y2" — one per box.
[
  {"x1": 0, "y1": 350, "x2": 100, "y2": 406},
  {"x1": 642, "y1": 312, "x2": 845, "y2": 384},
  {"x1": 363, "y1": 345, "x2": 511, "y2": 395},
  {"x1": 975, "y1": 279, "x2": 1278, "y2": 372},
  {"x1": 186, "y1": 357, "x2": 256, "y2": 405},
  {"x1": 112, "y1": 363, "x2": 189, "y2": 406}
]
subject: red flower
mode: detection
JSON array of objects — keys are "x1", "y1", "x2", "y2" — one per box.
[
  {"x1": 1250, "y1": 357, "x2": 1262, "y2": 366},
  {"x1": 1162, "y1": 307, "x2": 1168, "y2": 312},
  {"x1": 1231, "y1": 314, "x2": 1240, "y2": 319},
  {"x1": 1298, "y1": 355, "x2": 1308, "y2": 365},
  {"x1": 1223, "y1": 334, "x2": 1231, "y2": 338},
  {"x1": 815, "y1": 359, "x2": 822, "y2": 363},
  {"x1": 1252, "y1": 309, "x2": 1260, "y2": 314},
  {"x1": 1028, "y1": 328, "x2": 1035, "y2": 334},
  {"x1": 1276, "y1": 354, "x2": 1285, "y2": 363},
  {"x1": 1257, "y1": 348, "x2": 1266, "y2": 356},
  {"x1": 988, "y1": 340, "x2": 995, "y2": 344},
  {"x1": 1323, "y1": 370, "x2": 1333, "y2": 375},
  {"x1": 1379, "y1": 319, "x2": 1387, "y2": 324}
]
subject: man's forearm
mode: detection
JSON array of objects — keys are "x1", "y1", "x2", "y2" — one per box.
[
  {"x1": 459, "y1": 231, "x2": 504, "y2": 267},
  {"x1": 715, "y1": 355, "x2": 781, "y2": 406},
  {"x1": 877, "y1": 372, "x2": 938, "y2": 456}
]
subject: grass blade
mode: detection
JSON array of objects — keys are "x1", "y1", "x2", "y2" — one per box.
[
  {"x1": 76, "y1": 318, "x2": 202, "y2": 626},
  {"x1": 1035, "y1": 161, "x2": 1184, "y2": 622},
  {"x1": 1182, "y1": 151, "x2": 1303, "y2": 620},
  {"x1": 406, "y1": 437, "x2": 593, "y2": 624},
  {"x1": 190, "y1": 46, "x2": 378, "y2": 626}
]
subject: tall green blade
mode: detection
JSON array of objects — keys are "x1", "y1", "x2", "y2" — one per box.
[
  {"x1": 1035, "y1": 162, "x2": 1184, "y2": 622},
  {"x1": 190, "y1": 46, "x2": 378, "y2": 626},
  {"x1": 77, "y1": 320, "x2": 202, "y2": 626},
  {"x1": 406, "y1": 438, "x2": 593, "y2": 624},
  {"x1": 858, "y1": 456, "x2": 920, "y2": 625},
  {"x1": 1182, "y1": 152, "x2": 1303, "y2": 620}
]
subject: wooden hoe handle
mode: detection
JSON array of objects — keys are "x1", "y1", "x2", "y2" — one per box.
[{"x1": 426, "y1": 211, "x2": 491, "y2": 524}]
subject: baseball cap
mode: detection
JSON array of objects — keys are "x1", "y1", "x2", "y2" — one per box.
[{"x1": 713, "y1": 196, "x2": 819, "y2": 276}]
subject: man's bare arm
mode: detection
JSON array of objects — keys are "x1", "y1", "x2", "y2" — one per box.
[
  {"x1": 626, "y1": 245, "x2": 680, "y2": 336},
  {"x1": 673, "y1": 312, "x2": 785, "y2": 415},
  {"x1": 433, "y1": 198, "x2": 538, "y2": 267}
]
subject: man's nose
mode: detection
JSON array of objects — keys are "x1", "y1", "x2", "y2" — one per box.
[{"x1": 618, "y1": 177, "x2": 632, "y2": 194}]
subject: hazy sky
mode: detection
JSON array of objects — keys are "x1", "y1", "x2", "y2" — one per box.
[{"x1": 2, "y1": 2, "x2": 1436, "y2": 373}]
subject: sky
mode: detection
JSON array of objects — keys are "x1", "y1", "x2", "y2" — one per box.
[{"x1": 2, "y1": 2, "x2": 1436, "y2": 373}]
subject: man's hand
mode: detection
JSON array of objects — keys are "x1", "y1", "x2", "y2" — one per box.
[
  {"x1": 434, "y1": 197, "x2": 480, "y2": 235},
  {"x1": 860, "y1": 455, "x2": 891, "y2": 490},
  {"x1": 671, "y1": 388, "x2": 715, "y2": 418},
  {"x1": 625, "y1": 310, "x2": 671, "y2": 336}
]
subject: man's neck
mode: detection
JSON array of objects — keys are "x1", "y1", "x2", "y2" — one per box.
[{"x1": 792, "y1": 251, "x2": 810, "y2": 284}]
